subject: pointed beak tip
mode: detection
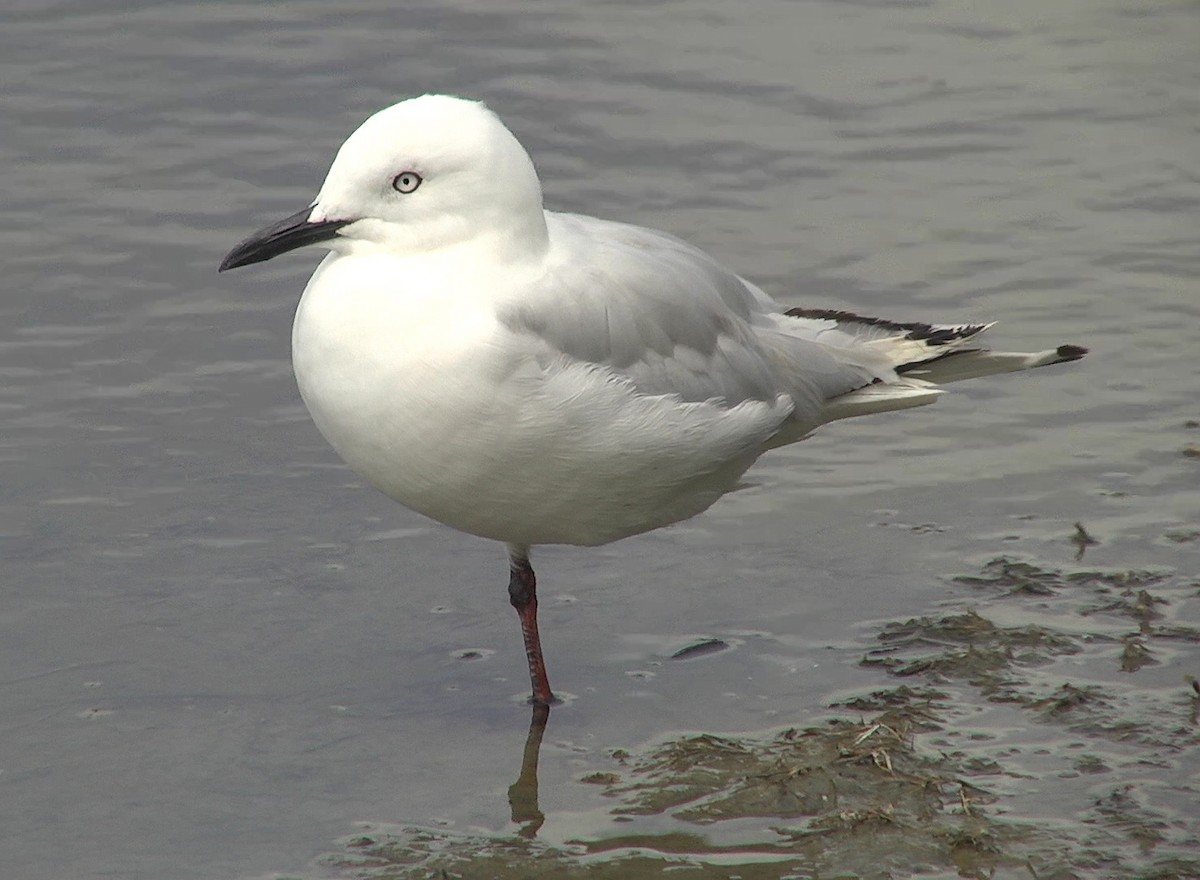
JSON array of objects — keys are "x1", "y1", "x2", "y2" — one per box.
[{"x1": 217, "y1": 244, "x2": 264, "y2": 273}]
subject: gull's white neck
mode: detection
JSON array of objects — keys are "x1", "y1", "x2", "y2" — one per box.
[{"x1": 332, "y1": 207, "x2": 550, "y2": 265}]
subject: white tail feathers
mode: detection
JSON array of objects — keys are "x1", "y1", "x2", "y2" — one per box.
[
  {"x1": 899, "y1": 344, "x2": 1088, "y2": 384},
  {"x1": 822, "y1": 380, "x2": 943, "y2": 422},
  {"x1": 783, "y1": 308, "x2": 1089, "y2": 424}
]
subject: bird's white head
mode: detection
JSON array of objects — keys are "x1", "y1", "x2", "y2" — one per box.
[
  {"x1": 316, "y1": 95, "x2": 547, "y2": 251},
  {"x1": 220, "y1": 95, "x2": 548, "y2": 270}
]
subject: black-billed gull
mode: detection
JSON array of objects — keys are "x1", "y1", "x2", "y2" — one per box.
[{"x1": 220, "y1": 94, "x2": 1086, "y2": 706}]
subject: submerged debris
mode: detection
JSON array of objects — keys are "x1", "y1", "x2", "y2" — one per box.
[
  {"x1": 1071, "y1": 521, "x2": 1100, "y2": 560},
  {"x1": 861, "y1": 610, "x2": 1080, "y2": 700},
  {"x1": 326, "y1": 693, "x2": 1032, "y2": 879},
  {"x1": 1119, "y1": 635, "x2": 1158, "y2": 673},
  {"x1": 953, "y1": 557, "x2": 1064, "y2": 595},
  {"x1": 669, "y1": 638, "x2": 730, "y2": 660},
  {"x1": 324, "y1": 682, "x2": 1200, "y2": 879},
  {"x1": 953, "y1": 556, "x2": 1173, "y2": 597},
  {"x1": 321, "y1": 554, "x2": 1200, "y2": 880}
]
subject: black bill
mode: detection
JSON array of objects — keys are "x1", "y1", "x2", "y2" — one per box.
[{"x1": 218, "y1": 207, "x2": 351, "y2": 272}]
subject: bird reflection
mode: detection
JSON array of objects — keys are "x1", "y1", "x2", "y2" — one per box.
[{"x1": 506, "y1": 703, "x2": 551, "y2": 838}]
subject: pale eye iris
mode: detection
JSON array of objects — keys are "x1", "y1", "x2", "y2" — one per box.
[{"x1": 391, "y1": 171, "x2": 422, "y2": 194}]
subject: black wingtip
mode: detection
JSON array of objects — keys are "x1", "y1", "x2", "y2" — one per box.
[
  {"x1": 1056, "y1": 344, "x2": 1089, "y2": 361},
  {"x1": 784, "y1": 308, "x2": 988, "y2": 345}
]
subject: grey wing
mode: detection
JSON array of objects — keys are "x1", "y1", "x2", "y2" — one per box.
[{"x1": 497, "y1": 212, "x2": 880, "y2": 421}]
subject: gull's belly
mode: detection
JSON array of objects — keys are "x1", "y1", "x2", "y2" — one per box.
[
  {"x1": 293, "y1": 344, "x2": 749, "y2": 546},
  {"x1": 291, "y1": 265, "x2": 770, "y2": 547}
]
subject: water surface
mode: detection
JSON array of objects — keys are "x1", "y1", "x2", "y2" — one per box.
[{"x1": 1, "y1": 2, "x2": 1197, "y2": 878}]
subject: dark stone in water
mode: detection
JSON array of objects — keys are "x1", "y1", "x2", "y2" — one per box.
[{"x1": 670, "y1": 638, "x2": 729, "y2": 660}]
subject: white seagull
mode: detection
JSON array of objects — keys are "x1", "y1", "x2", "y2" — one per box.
[{"x1": 220, "y1": 94, "x2": 1086, "y2": 706}]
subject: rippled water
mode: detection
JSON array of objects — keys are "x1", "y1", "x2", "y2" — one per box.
[{"x1": 2, "y1": 2, "x2": 1197, "y2": 878}]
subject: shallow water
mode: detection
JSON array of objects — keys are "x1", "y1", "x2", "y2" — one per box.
[{"x1": 1, "y1": 1, "x2": 1197, "y2": 878}]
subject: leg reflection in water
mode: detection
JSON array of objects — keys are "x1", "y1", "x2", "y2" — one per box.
[{"x1": 507, "y1": 703, "x2": 551, "y2": 838}]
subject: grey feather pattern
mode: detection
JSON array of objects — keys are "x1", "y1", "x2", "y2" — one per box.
[{"x1": 498, "y1": 213, "x2": 880, "y2": 422}]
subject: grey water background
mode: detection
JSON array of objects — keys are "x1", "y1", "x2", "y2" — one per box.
[{"x1": 2, "y1": 1, "x2": 1197, "y2": 878}]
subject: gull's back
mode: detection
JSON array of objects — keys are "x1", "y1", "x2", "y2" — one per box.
[{"x1": 503, "y1": 212, "x2": 883, "y2": 420}]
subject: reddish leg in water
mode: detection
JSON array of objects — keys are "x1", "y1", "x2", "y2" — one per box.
[{"x1": 507, "y1": 545, "x2": 556, "y2": 706}]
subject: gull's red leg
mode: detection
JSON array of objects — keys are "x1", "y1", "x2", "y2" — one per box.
[{"x1": 507, "y1": 547, "x2": 555, "y2": 706}]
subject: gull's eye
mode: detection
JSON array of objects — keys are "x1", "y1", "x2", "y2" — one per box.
[{"x1": 391, "y1": 171, "x2": 422, "y2": 194}]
